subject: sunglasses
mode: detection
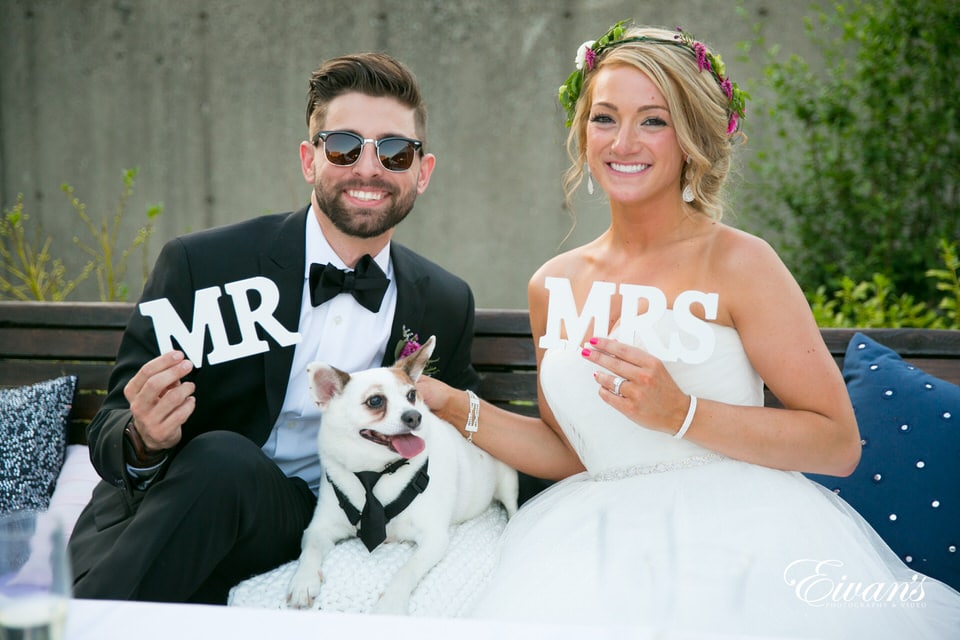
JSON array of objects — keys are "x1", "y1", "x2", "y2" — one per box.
[{"x1": 311, "y1": 130, "x2": 423, "y2": 172}]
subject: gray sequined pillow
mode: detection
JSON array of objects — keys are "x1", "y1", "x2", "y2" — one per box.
[{"x1": 0, "y1": 376, "x2": 77, "y2": 513}]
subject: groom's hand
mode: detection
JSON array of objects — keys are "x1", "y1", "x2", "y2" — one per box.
[{"x1": 124, "y1": 350, "x2": 196, "y2": 452}]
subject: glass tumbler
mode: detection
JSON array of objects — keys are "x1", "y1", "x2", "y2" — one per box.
[{"x1": 0, "y1": 510, "x2": 71, "y2": 640}]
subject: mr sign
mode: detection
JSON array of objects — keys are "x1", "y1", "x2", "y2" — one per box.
[{"x1": 138, "y1": 276, "x2": 301, "y2": 368}]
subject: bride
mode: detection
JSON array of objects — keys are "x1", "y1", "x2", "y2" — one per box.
[{"x1": 418, "y1": 20, "x2": 960, "y2": 638}]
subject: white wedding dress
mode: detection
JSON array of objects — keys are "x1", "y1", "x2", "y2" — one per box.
[{"x1": 470, "y1": 314, "x2": 960, "y2": 638}]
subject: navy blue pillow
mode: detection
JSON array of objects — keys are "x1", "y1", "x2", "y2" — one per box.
[{"x1": 806, "y1": 333, "x2": 958, "y2": 590}]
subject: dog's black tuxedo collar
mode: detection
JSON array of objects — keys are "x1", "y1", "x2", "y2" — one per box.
[{"x1": 329, "y1": 459, "x2": 430, "y2": 552}]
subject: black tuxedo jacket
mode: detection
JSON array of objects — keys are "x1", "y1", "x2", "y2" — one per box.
[{"x1": 86, "y1": 207, "x2": 479, "y2": 490}]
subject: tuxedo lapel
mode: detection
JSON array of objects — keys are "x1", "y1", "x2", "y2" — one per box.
[
  {"x1": 261, "y1": 207, "x2": 309, "y2": 424},
  {"x1": 383, "y1": 244, "x2": 430, "y2": 366}
]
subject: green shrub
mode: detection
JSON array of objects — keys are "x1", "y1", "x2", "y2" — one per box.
[
  {"x1": 740, "y1": 0, "x2": 960, "y2": 306},
  {"x1": 925, "y1": 238, "x2": 960, "y2": 327},
  {"x1": 0, "y1": 194, "x2": 93, "y2": 301},
  {"x1": 811, "y1": 239, "x2": 959, "y2": 328}
]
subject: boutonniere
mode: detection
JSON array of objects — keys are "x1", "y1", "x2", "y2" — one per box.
[{"x1": 394, "y1": 325, "x2": 438, "y2": 375}]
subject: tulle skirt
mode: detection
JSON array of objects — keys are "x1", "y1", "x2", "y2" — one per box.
[{"x1": 469, "y1": 456, "x2": 960, "y2": 639}]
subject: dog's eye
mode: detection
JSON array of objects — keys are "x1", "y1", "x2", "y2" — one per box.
[
  {"x1": 406, "y1": 389, "x2": 417, "y2": 404},
  {"x1": 365, "y1": 395, "x2": 385, "y2": 410}
]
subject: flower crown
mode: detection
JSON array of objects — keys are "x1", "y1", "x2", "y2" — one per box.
[{"x1": 557, "y1": 20, "x2": 747, "y2": 134}]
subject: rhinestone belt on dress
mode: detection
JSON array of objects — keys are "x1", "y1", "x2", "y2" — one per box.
[{"x1": 591, "y1": 452, "x2": 726, "y2": 482}]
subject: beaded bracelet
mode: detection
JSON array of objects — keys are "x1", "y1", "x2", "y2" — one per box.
[{"x1": 465, "y1": 390, "x2": 480, "y2": 443}]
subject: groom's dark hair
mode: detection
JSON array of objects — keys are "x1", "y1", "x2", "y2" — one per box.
[{"x1": 305, "y1": 52, "x2": 427, "y2": 144}]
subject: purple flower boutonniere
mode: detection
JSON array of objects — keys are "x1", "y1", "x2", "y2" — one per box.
[{"x1": 394, "y1": 326, "x2": 438, "y2": 375}]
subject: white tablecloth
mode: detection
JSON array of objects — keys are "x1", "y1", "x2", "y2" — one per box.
[
  {"x1": 65, "y1": 599, "x2": 627, "y2": 640},
  {"x1": 65, "y1": 598, "x2": 797, "y2": 640}
]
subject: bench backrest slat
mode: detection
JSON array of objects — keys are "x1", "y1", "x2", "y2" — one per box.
[{"x1": 0, "y1": 328, "x2": 123, "y2": 360}]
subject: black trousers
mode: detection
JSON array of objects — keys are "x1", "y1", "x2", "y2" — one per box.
[{"x1": 68, "y1": 431, "x2": 317, "y2": 604}]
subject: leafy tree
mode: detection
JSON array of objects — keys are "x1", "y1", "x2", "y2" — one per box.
[{"x1": 742, "y1": 0, "x2": 959, "y2": 305}]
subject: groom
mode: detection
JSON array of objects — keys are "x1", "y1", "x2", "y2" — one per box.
[{"x1": 68, "y1": 52, "x2": 480, "y2": 604}]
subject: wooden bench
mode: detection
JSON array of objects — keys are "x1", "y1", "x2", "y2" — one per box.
[{"x1": 2, "y1": 301, "x2": 960, "y2": 444}]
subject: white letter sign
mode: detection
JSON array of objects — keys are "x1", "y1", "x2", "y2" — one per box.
[
  {"x1": 138, "y1": 276, "x2": 301, "y2": 368},
  {"x1": 538, "y1": 277, "x2": 719, "y2": 363}
]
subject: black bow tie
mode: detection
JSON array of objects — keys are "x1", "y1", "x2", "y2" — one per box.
[{"x1": 309, "y1": 254, "x2": 390, "y2": 313}]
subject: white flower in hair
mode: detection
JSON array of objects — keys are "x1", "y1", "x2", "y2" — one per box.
[{"x1": 574, "y1": 40, "x2": 596, "y2": 70}]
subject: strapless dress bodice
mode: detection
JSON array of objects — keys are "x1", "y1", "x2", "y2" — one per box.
[{"x1": 540, "y1": 312, "x2": 763, "y2": 474}]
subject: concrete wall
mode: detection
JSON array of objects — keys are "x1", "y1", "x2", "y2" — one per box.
[{"x1": 0, "y1": 0, "x2": 817, "y2": 308}]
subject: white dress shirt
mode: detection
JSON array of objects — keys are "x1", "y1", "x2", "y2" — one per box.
[{"x1": 261, "y1": 208, "x2": 397, "y2": 493}]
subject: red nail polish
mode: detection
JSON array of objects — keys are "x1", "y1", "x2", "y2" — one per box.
[
  {"x1": 581, "y1": 348, "x2": 591, "y2": 357},
  {"x1": 589, "y1": 338, "x2": 599, "y2": 345}
]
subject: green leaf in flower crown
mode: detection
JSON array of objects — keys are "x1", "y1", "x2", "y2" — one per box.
[
  {"x1": 559, "y1": 68, "x2": 583, "y2": 126},
  {"x1": 711, "y1": 53, "x2": 726, "y2": 78},
  {"x1": 598, "y1": 20, "x2": 629, "y2": 48}
]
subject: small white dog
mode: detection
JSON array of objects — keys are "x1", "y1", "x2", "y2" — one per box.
[{"x1": 286, "y1": 336, "x2": 518, "y2": 614}]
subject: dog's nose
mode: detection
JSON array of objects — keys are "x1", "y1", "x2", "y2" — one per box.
[{"x1": 401, "y1": 409, "x2": 422, "y2": 430}]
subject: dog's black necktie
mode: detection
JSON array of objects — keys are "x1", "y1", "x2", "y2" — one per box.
[
  {"x1": 329, "y1": 460, "x2": 430, "y2": 552},
  {"x1": 308, "y1": 254, "x2": 390, "y2": 313},
  {"x1": 355, "y1": 470, "x2": 389, "y2": 552}
]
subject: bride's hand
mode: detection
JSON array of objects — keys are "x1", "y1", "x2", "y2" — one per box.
[
  {"x1": 581, "y1": 336, "x2": 692, "y2": 436},
  {"x1": 415, "y1": 375, "x2": 457, "y2": 421}
]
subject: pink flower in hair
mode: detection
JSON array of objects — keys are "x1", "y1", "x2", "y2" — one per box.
[
  {"x1": 584, "y1": 48, "x2": 597, "y2": 71},
  {"x1": 727, "y1": 113, "x2": 739, "y2": 135},
  {"x1": 720, "y1": 78, "x2": 733, "y2": 100},
  {"x1": 574, "y1": 40, "x2": 596, "y2": 70},
  {"x1": 693, "y1": 42, "x2": 711, "y2": 72}
]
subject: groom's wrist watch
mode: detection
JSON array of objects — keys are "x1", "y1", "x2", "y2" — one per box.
[{"x1": 123, "y1": 418, "x2": 168, "y2": 468}]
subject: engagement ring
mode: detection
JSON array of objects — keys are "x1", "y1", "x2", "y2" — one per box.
[{"x1": 612, "y1": 376, "x2": 626, "y2": 396}]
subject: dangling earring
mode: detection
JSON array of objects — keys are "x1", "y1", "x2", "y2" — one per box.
[
  {"x1": 682, "y1": 158, "x2": 695, "y2": 202},
  {"x1": 586, "y1": 165, "x2": 594, "y2": 195}
]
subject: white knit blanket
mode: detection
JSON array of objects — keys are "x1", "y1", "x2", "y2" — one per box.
[{"x1": 227, "y1": 504, "x2": 507, "y2": 616}]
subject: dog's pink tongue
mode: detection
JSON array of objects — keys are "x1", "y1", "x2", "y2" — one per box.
[{"x1": 390, "y1": 433, "x2": 425, "y2": 459}]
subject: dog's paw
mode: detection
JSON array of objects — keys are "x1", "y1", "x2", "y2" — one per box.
[
  {"x1": 286, "y1": 564, "x2": 325, "y2": 609},
  {"x1": 373, "y1": 584, "x2": 412, "y2": 615}
]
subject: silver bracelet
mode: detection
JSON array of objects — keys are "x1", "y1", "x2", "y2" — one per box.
[
  {"x1": 465, "y1": 389, "x2": 480, "y2": 443},
  {"x1": 674, "y1": 395, "x2": 698, "y2": 440}
]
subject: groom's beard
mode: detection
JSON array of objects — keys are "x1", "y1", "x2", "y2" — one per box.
[{"x1": 313, "y1": 177, "x2": 417, "y2": 239}]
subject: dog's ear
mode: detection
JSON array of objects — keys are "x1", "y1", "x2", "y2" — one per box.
[
  {"x1": 306, "y1": 363, "x2": 351, "y2": 407},
  {"x1": 397, "y1": 335, "x2": 436, "y2": 381}
]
